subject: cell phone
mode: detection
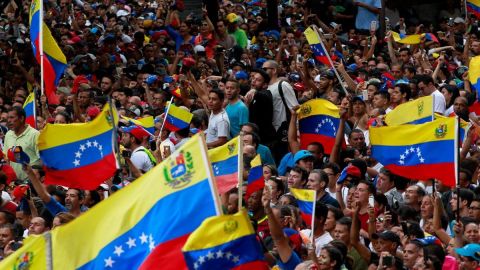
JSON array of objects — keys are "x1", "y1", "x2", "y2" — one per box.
[
  {"x1": 383, "y1": 255, "x2": 393, "y2": 267},
  {"x1": 10, "y1": 242, "x2": 21, "y2": 251},
  {"x1": 401, "y1": 221, "x2": 409, "y2": 235},
  {"x1": 362, "y1": 90, "x2": 368, "y2": 101},
  {"x1": 296, "y1": 55, "x2": 303, "y2": 63},
  {"x1": 368, "y1": 195, "x2": 374, "y2": 207},
  {"x1": 121, "y1": 149, "x2": 132, "y2": 158},
  {"x1": 370, "y1": 21, "x2": 377, "y2": 32},
  {"x1": 163, "y1": 145, "x2": 171, "y2": 156}
]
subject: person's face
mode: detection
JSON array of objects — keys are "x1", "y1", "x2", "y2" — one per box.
[
  {"x1": 28, "y1": 217, "x2": 47, "y2": 235},
  {"x1": 225, "y1": 81, "x2": 239, "y2": 100},
  {"x1": 207, "y1": 92, "x2": 223, "y2": 112},
  {"x1": 469, "y1": 201, "x2": 480, "y2": 221},
  {"x1": 403, "y1": 243, "x2": 420, "y2": 268},
  {"x1": 352, "y1": 100, "x2": 366, "y2": 115},
  {"x1": 121, "y1": 133, "x2": 133, "y2": 148},
  {"x1": 349, "y1": 131, "x2": 365, "y2": 150},
  {"x1": 322, "y1": 168, "x2": 337, "y2": 186},
  {"x1": 227, "y1": 193, "x2": 238, "y2": 214},
  {"x1": 7, "y1": 110, "x2": 24, "y2": 131},
  {"x1": 354, "y1": 183, "x2": 370, "y2": 204},
  {"x1": 460, "y1": 256, "x2": 480, "y2": 270},
  {"x1": 319, "y1": 77, "x2": 331, "y2": 89},
  {"x1": 100, "y1": 77, "x2": 113, "y2": 92},
  {"x1": 324, "y1": 210, "x2": 336, "y2": 232},
  {"x1": 420, "y1": 196, "x2": 434, "y2": 219},
  {"x1": 465, "y1": 223, "x2": 480, "y2": 243},
  {"x1": 373, "y1": 94, "x2": 387, "y2": 109},
  {"x1": 16, "y1": 211, "x2": 30, "y2": 229},
  {"x1": 278, "y1": 195, "x2": 292, "y2": 206},
  {"x1": 441, "y1": 88, "x2": 452, "y2": 101},
  {"x1": 152, "y1": 93, "x2": 164, "y2": 109},
  {"x1": 391, "y1": 86, "x2": 404, "y2": 103},
  {"x1": 375, "y1": 214, "x2": 385, "y2": 232},
  {"x1": 417, "y1": 81, "x2": 432, "y2": 95},
  {"x1": 263, "y1": 166, "x2": 273, "y2": 180},
  {"x1": 0, "y1": 228, "x2": 13, "y2": 248},
  {"x1": 251, "y1": 73, "x2": 265, "y2": 90},
  {"x1": 240, "y1": 125, "x2": 254, "y2": 135},
  {"x1": 454, "y1": 97, "x2": 469, "y2": 116},
  {"x1": 307, "y1": 144, "x2": 323, "y2": 160},
  {"x1": 376, "y1": 173, "x2": 391, "y2": 193},
  {"x1": 287, "y1": 170, "x2": 304, "y2": 188},
  {"x1": 307, "y1": 172, "x2": 321, "y2": 192},
  {"x1": 450, "y1": 193, "x2": 460, "y2": 211},
  {"x1": 333, "y1": 223, "x2": 349, "y2": 244},
  {"x1": 378, "y1": 238, "x2": 396, "y2": 254},
  {"x1": 262, "y1": 63, "x2": 275, "y2": 79},
  {"x1": 247, "y1": 190, "x2": 262, "y2": 212},
  {"x1": 116, "y1": 92, "x2": 127, "y2": 105},
  {"x1": 327, "y1": 91, "x2": 340, "y2": 105},
  {"x1": 347, "y1": 186, "x2": 356, "y2": 207},
  {"x1": 367, "y1": 85, "x2": 377, "y2": 100},
  {"x1": 216, "y1": 21, "x2": 226, "y2": 33},
  {"x1": 404, "y1": 186, "x2": 420, "y2": 206},
  {"x1": 65, "y1": 189, "x2": 82, "y2": 211},
  {"x1": 54, "y1": 114, "x2": 67, "y2": 124},
  {"x1": 242, "y1": 134, "x2": 254, "y2": 147},
  {"x1": 399, "y1": 51, "x2": 410, "y2": 63},
  {"x1": 298, "y1": 158, "x2": 314, "y2": 172},
  {"x1": 52, "y1": 217, "x2": 62, "y2": 229},
  {"x1": 318, "y1": 249, "x2": 335, "y2": 270},
  {"x1": 77, "y1": 91, "x2": 91, "y2": 107}
]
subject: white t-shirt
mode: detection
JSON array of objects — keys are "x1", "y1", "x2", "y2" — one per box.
[
  {"x1": 206, "y1": 110, "x2": 230, "y2": 144},
  {"x1": 268, "y1": 80, "x2": 299, "y2": 131},
  {"x1": 131, "y1": 146, "x2": 154, "y2": 173},
  {"x1": 432, "y1": 89, "x2": 446, "y2": 115},
  {"x1": 300, "y1": 230, "x2": 334, "y2": 256}
]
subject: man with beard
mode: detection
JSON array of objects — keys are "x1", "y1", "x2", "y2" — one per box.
[{"x1": 453, "y1": 96, "x2": 470, "y2": 121}]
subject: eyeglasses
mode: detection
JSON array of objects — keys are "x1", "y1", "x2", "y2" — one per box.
[
  {"x1": 376, "y1": 217, "x2": 385, "y2": 222},
  {"x1": 262, "y1": 67, "x2": 274, "y2": 71}
]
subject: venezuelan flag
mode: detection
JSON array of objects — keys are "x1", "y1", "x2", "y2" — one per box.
[
  {"x1": 304, "y1": 27, "x2": 332, "y2": 66},
  {"x1": 469, "y1": 55, "x2": 480, "y2": 93},
  {"x1": 37, "y1": 104, "x2": 119, "y2": 189},
  {"x1": 391, "y1": 31, "x2": 422, "y2": 44},
  {"x1": 467, "y1": 0, "x2": 480, "y2": 18},
  {"x1": 0, "y1": 234, "x2": 47, "y2": 269},
  {"x1": 290, "y1": 188, "x2": 316, "y2": 228},
  {"x1": 370, "y1": 117, "x2": 457, "y2": 187},
  {"x1": 182, "y1": 210, "x2": 268, "y2": 270},
  {"x1": 164, "y1": 103, "x2": 193, "y2": 132},
  {"x1": 209, "y1": 136, "x2": 240, "y2": 194},
  {"x1": 122, "y1": 115, "x2": 155, "y2": 135},
  {"x1": 49, "y1": 133, "x2": 220, "y2": 269},
  {"x1": 245, "y1": 155, "x2": 264, "y2": 199},
  {"x1": 23, "y1": 92, "x2": 36, "y2": 129},
  {"x1": 434, "y1": 113, "x2": 471, "y2": 143},
  {"x1": 29, "y1": 0, "x2": 67, "y2": 104},
  {"x1": 297, "y1": 98, "x2": 340, "y2": 154},
  {"x1": 385, "y1": 96, "x2": 434, "y2": 126}
]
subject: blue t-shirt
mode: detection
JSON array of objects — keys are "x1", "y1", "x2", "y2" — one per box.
[
  {"x1": 45, "y1": 196, "x2": 68, "y2": 216},
  {"x1": 355, "y1": 0, "x2": 382, "y2": 31},
  {"x1": 278, "y1": 152, "x2": 295, "y2": 176},
  {"x1": 257, "y1": 144, "x2": 276, "y2": 167},
  {"x1": 225, "y1": 100, "x2": 249, "y2": 138},
  {"x1": 276, "y1": 251, "x2": 302, "y2": 270}
]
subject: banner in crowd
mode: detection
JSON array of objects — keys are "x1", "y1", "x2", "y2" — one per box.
[
  {"x1": 23, "y1": 92, "x2": 36, "y2": 129},
  {"x1": 50, "y1": 133, "x2": 220, "y2": 269},
  {"x1": 245, "y1": 155, "x2": 264, "y2": 199},
  {"x1": 182, "y1": 210, "x2": 268, "y2": 270},
  {"x1": 122, "y1": 115, "x2": 155, "y2": 135},
  {"x1": 208, "y1": 136, "x2": 242, "y2": 194},
  {"x1": 304, "y1": 26, "x2": 332, "y2": 67},
  {"x1": 290, "y1": 188, "x2": 316, "y2": 228},
  {"x1": 297, "y1": 98, "x2": 340, "y2": 154},
  {"x1": 385, "y1": 96, "x2": 434, "y2": 126},
  {"x1": 0, "y1": 234, "x2": 47, "y2": 269},
  {"x1": 164, "y1": 103, "x2": 194, "y2": 132},
  {"x1": 370, "y1": 117, "x2": 457, "y2": 187},
  {"x1": 37, "y1": 103, "x2": 119, "y2": 189},
  {"x1": 467, "y1": 0, "x2": 480, "y2": 19}
]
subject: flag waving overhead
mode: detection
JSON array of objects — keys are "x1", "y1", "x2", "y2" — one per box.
[
  {"x1": 164, "y1": 103, "x2": 194, "y2": 132},
  {"x1": 290, "y1": 188, "x2": 316, "y2": 228},
  {"x1": 37, "y1": 103, "x2": 119, "y2": 189},
  {"x1": 467, "y1": 0, "x2": 480, "y2": 18},
  {"x1": 370, "y1": 117, "x2": 457, "y2": 187},
  {"x1": 50, "y1": 133, "x2": 220, "y2": 269},
  {"x1": 297, "y1": 99, "x2": 340, "y2": 154},
  {"x1": 23, "y1": 92, "x2": 36, "y2": 128},
  {"x1": 208, "y1": 136, "x2": 241, "y2": 194},
  {"x1": 385, "y1": 96, "x2": 434, "y2": 126},
  {"x1": 29, "y1": 0, "x2": 67, "y2": 104},
  {"x1": 122, "y1": 115, "x2": 155, "y2": 135},
  {"x1": 391, "y1": 31, "x2": 422, "y2": 44},
  {"x1": 469, "y1": 55, "x2": 480, "y2": 93},
  {"x1": 182, "y1": 210, "x2": 268, "y2": 270},
  {"x1": 245, "y1": 155, "x2": 264, "y2": 199},
  {"x1": 304, "y1": 27, "x2": 332, "y2": 67}
]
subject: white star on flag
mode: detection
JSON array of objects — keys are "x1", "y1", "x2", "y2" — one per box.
[
  {"x1": 113, "y1": 245, "x2": 124, "y2": 257},
  {"x1": 86, "y1": 140, "x2": 92, "y2": 147},
  {"x1": 216, "y1": 250, "x2": 224, "y2": 258},
  {"x1": 73, "y1": 159, "x2": 80, "y2": 167},
  {"x1": 126, "y1": 237, "x2": 136, "y2": 248},
  {"x1": 75, "y1": 151, "x2": 82, "y2": 158},
  {"x1": 206, "y1": 251, "x2": 215, "y2": 260},
  {"x1": 139, "y1": 233, "x2": 148, "y2": 244},
  {"x1": 104, "y1": 257, "x2": 115, "y2": 268},
  {"x1": 93, "y1": 140, "x2": 98, "y2": 147},
  {"x1": 79, "y1": 144, "x2": 86, "y2": 151},
  {"x1": 225, "y1": 252, "x2": 232, "y2": 259},
  {"x1": 232, "y1": 256, "x2": 240, "y2": 263}
]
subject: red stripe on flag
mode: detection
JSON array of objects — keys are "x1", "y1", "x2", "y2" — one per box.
[
  {"x1": 384, "y1": 163, "x2": 455, "y2": 187},
  {"x1": 139, "y1": 234, "x2": 190, "y2": 270},
  {"x1": 300, "y1": 133, "x2": 335, "y2": 154},
  {"x1": 215, "y1": 173, "x2": 238, "y2": 194}
]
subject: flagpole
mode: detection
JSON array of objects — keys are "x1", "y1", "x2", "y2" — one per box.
[
  {"x1": 311, "y1": 191, "x2": 317, "y2": 244},
  {"x1": 159, "y1": 96, "x2": 174, "y2": 135},
  {"x1": 237, "y1": 135, "x2": 244, "y2": 211},
  {"x1": 456, "y1": 116, "x2": 460, "y2": 222},
  {"x1": 33, "y1": 90, "x2": 37, "y2": 129},
  {"x1": 108, "y1": 98, "x2": 121, "y2": 170},
  {"x1": 312, "y1": 25, "x2": 348, "y2": 95},
  {"x1": 39, "y1": 0, "x2": 45, "y2": 96}
]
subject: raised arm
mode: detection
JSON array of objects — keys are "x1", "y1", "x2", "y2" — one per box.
[{"x1": 288, "y1": 107, "x2": 300, "y2": 155}]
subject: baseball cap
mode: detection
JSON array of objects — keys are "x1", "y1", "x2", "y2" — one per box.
[
  {"x1": 376, "y1": 231, "x2": 401, "y2": 246},
  {"x1": 352, "y1": 96, "x2": 366, "y2": 103},
  {"x1": 235, "y1": 71, "x2": 248, "y2": 80},
  {"x1": 120, "y1": 126, "x2": 150, "y2": 141},
  {"x1": 226, "y1": 13, "x2": 239, "y2": 23},
  {"x1": 293, "y1": 150, "x2": 314, "y2": 164},
  {"x1": 454, "y1": 17, "x2": 465, "y2": 24},
  {"x1": 455, "y1": 244, "x2": 480, "y2": 261}
]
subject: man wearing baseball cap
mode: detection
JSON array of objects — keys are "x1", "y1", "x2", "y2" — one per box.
[
  {"x1": 120, "y1": 126, "x2": 155, "y2": 177},
  {"x1": 456, "y1": 243, "x2": 480, "y2": 270}
]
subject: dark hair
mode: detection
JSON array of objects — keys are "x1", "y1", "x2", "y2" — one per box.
[
  {"x1": 244, "y1": 132, "x2": 260, "y2": 148},
  {"x1": 322, "y1": 246, "x2": 343, "y2": 270},
  {"x1": 440, "y1": 84, "x2": 460, "y2": 108},
  {"x1": 327, "y1": 205, "x2": 344, "y2": 220},
  {"x1": 264, "y1": 164, "x2": 278, "y2": 177},
  {"x1": 290, "y1": 166, "x2": 308, "y2": 184},
  {"x1": 322, "y1": 162, "x2": 341, "y2": 175},
  {"x1": 8, "y1": 106, "x2": 26, "y2": 121},
  {"x1": 56, "y1": 111, "x2": 72, "y2": 123},
  {"x1": 279, "y1": 194, "x2": 297, "y2": 207},
  {"x1": 307, "y1": 142, "x2": 324, "y2": 154},
  {"x1": 0, "y1": 211, "x2": 15, "y2": 224},
  {"x1": 416, "y1": 74, "x2": 434, "y2": 85},
  {"x1": 68, "y1": 188, "x2": 85, "y2": 200},
  {"x1": 311, "y1": 169, "x2": 329, "y2": 187},
  {"x1": 397, "y1": 205, "x2": 420, "y2": 222},
  {"x1": 373, "y1": 91, "x2": 390, "y2": 102},
  {"x1": 399, "y1": 47, "x2": 411, "y2": 55},
  {"x1": 358, "y1": 180, "x2": 375, "y2": 194},
  {"x1": 268, "y1": 176, "x2": 284, "y2": 195},
  {"x1": 395, "y1": 83, "x2": 411, "y2": 100},
  {"x1": 455, "y1": 188, "x2": 475, "y2": 206},
  {"x1": 209, "y1": 88, "x2": 225, "y2": 100},
  {"x1": 337, "y1": 216, "x2": 352, "y2": 228},
  {"x1": 314, "y1": 202, "x2": 329, "y2": 222},
  {"x1": 242, "y1": 122, "x2": 260, "y2": 134}
]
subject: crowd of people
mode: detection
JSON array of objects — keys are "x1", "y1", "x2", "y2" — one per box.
[{"x1": 0, "y1": 0, "x2": 480, "y2": 269}]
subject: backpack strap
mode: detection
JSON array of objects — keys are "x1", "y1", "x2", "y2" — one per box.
[{"x1": 277, "y1": 80, "x2": 291, "y2": 121}]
